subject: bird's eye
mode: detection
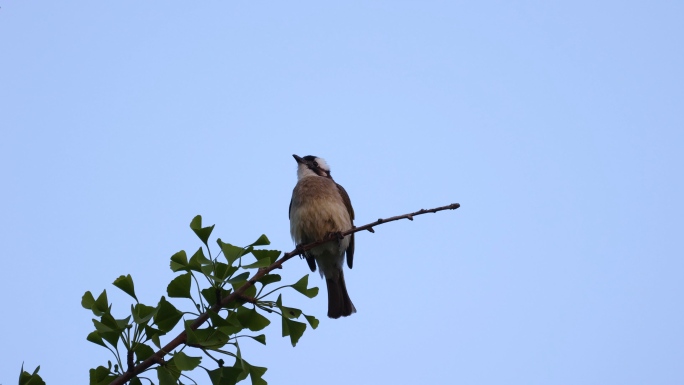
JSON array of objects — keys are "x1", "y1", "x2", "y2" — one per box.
[{"x1": 312, "y1": 161, "x2": 318, "y2": 167}]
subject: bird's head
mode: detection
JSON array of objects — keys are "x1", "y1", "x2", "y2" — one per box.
[{"x1": 293, "y1": 154, "x2": 332, "y2": 179}]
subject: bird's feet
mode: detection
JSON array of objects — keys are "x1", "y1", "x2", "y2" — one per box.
[
  {"x1": 295, "y1": 243, "x2": 306, "y2": 258},
  {"x1": 326, "y1": 231, "x2": 345, "y2": 246}
]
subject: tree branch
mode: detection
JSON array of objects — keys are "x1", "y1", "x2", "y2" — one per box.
[{"x1": 110, "y1": 202, "x2": 460, "y2": 385}]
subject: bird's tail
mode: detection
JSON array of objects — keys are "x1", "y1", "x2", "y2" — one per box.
[{"x1": 325, "y1": 270, "x2": 356, "y2": 319}]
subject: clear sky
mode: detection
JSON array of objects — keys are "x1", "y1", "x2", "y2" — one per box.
[{"x1": 1, "y1": 1, "x2": 683, "y2": 384}]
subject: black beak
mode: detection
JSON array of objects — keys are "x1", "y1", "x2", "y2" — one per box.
[{"x1": 292, "y1": 154, "x2": 304, "y2": 164}]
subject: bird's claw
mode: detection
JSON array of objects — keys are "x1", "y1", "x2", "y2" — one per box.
[
  {"x1": 326, "y1": 231, "x2": 345, "y2": 246},
  {"x1": 295, "y1": 243, "x2": 306, "y2": 258}
]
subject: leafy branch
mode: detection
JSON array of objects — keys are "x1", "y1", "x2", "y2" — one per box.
[{"x1": 20, "y1": 203, "x2": 460, "y2": 385}]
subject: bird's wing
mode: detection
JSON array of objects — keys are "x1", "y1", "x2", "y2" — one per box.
[
  {"x1": 290, "y1": 186, "x2": 316, "y2": 272},
  {"x1": 336, "y1": 183, "x2": 355, "y2": 269},
  {"x1": 305, "y1": 254, "x2": 317, "y2": 272},
  {"x1": 347, "y1": 231, "x2": 355, "y2": 269}
]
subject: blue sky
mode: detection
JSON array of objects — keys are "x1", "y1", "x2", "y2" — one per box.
[{"x1": 1, "y1": 1, "x2": 683, "y2": 384}]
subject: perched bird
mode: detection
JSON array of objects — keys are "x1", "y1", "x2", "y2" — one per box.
[{"x1": 289, "y1": 154, "x2": 356, "y2": 318}]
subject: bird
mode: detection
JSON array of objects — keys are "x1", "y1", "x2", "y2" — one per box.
[{"x1": 289, "y1": 154, "x2": 356, "y2": 318}]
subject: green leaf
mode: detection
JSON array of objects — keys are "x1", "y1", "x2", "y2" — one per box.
[
  {"x1": 244, "y1": 360, "x2": 268, "y2": 385},
  {"x1": 303, "y1": 287, "x2": 319, "y2": 298},
  {"x1": 81, "y1": 291, "x2": 95, "y2": 310},
  {"x1": 92, "y1": 319, "x2": 114, "y2": 334},
  {"x1": 94, "y1": 313, "x2": 129, "y2": 347},
  {"x1": 233, "y1": 358, "x2": 268, "y2": 385},
  {"x1": 233, "y1": 347, "x2": 249, "y2": 383},
  {"x1": 92, "y1": 314, "x2": 130, "y2": 348},
  {"x1": 130, "y1": 378, "x2": 143, "y2": 385},
  {"x1": 98, "y1": 312, "x2": 119, "y2": 329},
  {"x1": 170, "y1": 250, "x2": 189, "y2": 272},
  {"x1": 89, "y1": 366, "x2": 117, "y2": 385},
  {"x1": 206, "y1": 366, "x2": 244, "y2": 385},
  {"x1": 213, "y1": 262, "x2": 236, "y2": 281},
  {"x1": 279, "y1": 305, "x2": 302, "y2": 319},
  {"x1": 226, "y1": 272, "x2": 250, "y2": 284},
  {"x1": 132, "y1": 303, "x2": 157, "y2": 325},
  {"x1": 151, "y1": 333, "x2": 161, "y2": 349},
  {"x1": 156, "y1": 366, "x2": 178, "y2": 385},
  {"x1": 281, "y1": 317, "x2": 307, "y2": 347},
  {"x1": 188, "y1": 247, "x2": 210, "y2": 271},
  {"x1": 227, "y1": 309, "x2": 244, "y2": 326},
  {"x1": 86, "y1": 331, "x2": 106, "y2": 347},
  {"x1": 185, "y1": 320, "x2": 230, "y2": 348},
  {"x1": 207, "y1": 309, "x2": 231, "y2": 327},
  {"x1": 236, "y1": 307, "x2": 271, "y2": 332},
  {"x1": 275, "y1": 294, "x2": 302, "y2": 319},
  {"x1": 173, "y1": 351, "x2": 202, "y2": 371},
  {"x1": 94, "y1": 290, "x2": 109, "y2": 316},
  {"x1": 167, "y1": 272, "x2": 192, "y2": 299},
  {"x1": 249, "y1": 334, "x2": 266, "y2": 345},
  {"x1": 154, "y1": 297, "x2": 183, "y2": 333},
  {"x1": 257, "y1": 274, "x2": 281, "y2": 287},
  {"x1": 201, "y1": 287, "x2": 232, "y2": 307},
  {"x1": 116, "y1": 315, "x2": 132, "y2": 330},
  {"x1": 190, "y1": 215, "x2": 215, "y2": 246},
  {"x1": 291, "y1": 275, "x2": 310, "y2": 292},
  {"x1": 231, "y1": 280, "x2": 257, "y2": 300},
  {"x1": 201, "y1": 262, "x2": 214, "y2": 277},
  {"x1": 251, "y1": 249, "x2": 280, "y2": 264},
  {"x1": 113, "y1": 274, "x2": 138, "y2": 301},
  {"x1": 18, "y1": 364, "x2": 45, "y2": 385},
  {"x1": 241, "y1": 258, "x2": 272, "y2": 269},
  {"x1": 92, "y1": 317, "x2": 120, "y2": 347},
  {"x1": 304, "y1": 314, "x2": 320, "y2": 329},
  {"x1": 98, "y1": 332, "x2": 120, "y2": 349},
  {"x1": 134, "y1": 343, "x2": 155, "y2": 363},
  {"x1": 291, "y1": 275, "x2": 319, "y2": 298},
  {"x1": 217, "y1": 310, "x2": 245, "y2": 335},
  {"x1": 217, "y1": 239, "x2": 247, "y2": 265},
  {"x1": 249, "y1": 234, "x2": 270, "y2": 246},
  {"x1": 144, "y1": 325, "x2": 163, "y2": 348}
]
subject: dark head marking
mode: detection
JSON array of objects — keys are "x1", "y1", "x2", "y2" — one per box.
[{"x1": 303, "y1": 155, "x2": 331, "y2": 178}]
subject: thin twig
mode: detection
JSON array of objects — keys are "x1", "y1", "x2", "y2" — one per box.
[{"x1": 109, "y1": 202, "x2": 460, "y2": 385}]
